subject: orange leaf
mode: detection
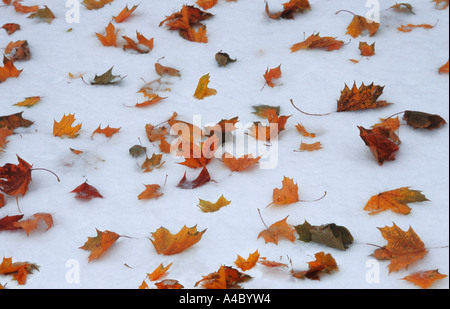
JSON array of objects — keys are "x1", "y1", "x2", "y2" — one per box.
[
  {"x1": 154, "y1": 279, "x2": 184, "y2": 289},
  {"x1": 96, "y1": 22, "x2": 118, "y2": 47},
  {"x1": 0, "y1": 127, "x2": 13, "y2": 152},
  {"x1": 291, "y1": 33, "x2": 343, "y2": 52},
  {"x1": 397, "y1": 23, "x2": 435, "y2": 32},
  {"x1": 141, "y1": 153, "x2": 165, "y2": 172},
  {"x1": 82, "y1": 0, "x2": 114, "y2": 10},
  {"x1": 292, "y1": 252, "x2": 338, "y2": 280},
  {"x1": 235, "y1": 250, "x2": 260, "y2": 271},
  {"x1": 433, "y1": 0, "x2": 449, "y2": 10},
  {"x1": 91, "y1": 125, "x2": 120, "y2": 138},
  {"x1": 195, "y1": 265, "x2": 252, "y2": 289},
  {"x1": 0, "y1": 112, "x2": 33, "y2": 131},
  {"x1": 1, "y1": 23, "x2": 20, "y2": 35},
  {"x1": 0, "y1": 56, "x2": 23, "y2": 83},
  {"x1": 145, "y1": 124, "x2": 168, "y2": 142},
  {"x1": 135, "y1": 95, "x2": 166, "y2": 107},
  {"x1": 359, "y1": 126, "x2": 399, "y2": 165},
  {"x1": 53, "y1": 114, "x2": 82, "y2": 138},
  {"x1": 222, "y1": 153, "x2": 261, "y2": 172},
  {"x1": 258, "y1": 216, "x2": 296, "y2": 244},
  {"x1": 155, "y1": 62, "x2": 180, "y2": 77},
  {"x1": 138, "y1": 184, "x2": 163, "y2": 200},
  {"x1": 258, "y1": 257, "x2": 288, "y2": 268},
  {"x1": 150, "y1": 225, "x2": 206, "y2": 255},
  {"x1": 71, "y1": 181, "x2": 103, "y2": 200},
  {"x1": 373, "y1": 223, "x2": 428, "y2": 273},
  {"x1": 439, "y1": 60, "x2": 449, "y2": 74},
  {"x1": 337, "y1": 82, "x2": 391, "y2": 112},
  {"x1": 194, "y1": 73, "x2": 216, "y2": 99},
  {"x1": 265, "y1": 0, "x2": 311, "y2": 19},
  {"x1": 359, "y1": 41, "x2": 375, "y2": 56},
  {"x1": 178, "y1": 135, "x2": 218, "y2": 168},
  {"x1": 263, "y1": 65, "x2": 281, "y2": 87},
  {"x1": 14, "y1": 96, "x2": 40, "y2": 108},
  {"x1": 364, "y1": 187, "x2": 428, "y2": 215},
  {"x1": 295, "y1": 123, "x2": 316, "y2": 138},
  {"x1": 402, "y1": 270, "x2": 448, "y2": 289},
  {"x1": 80, "y1": 229, "x2": 120, "y2": 262},
  {"x1": 0, "y1": 257, "x2": 38, "y2": 285},
  {"x1": 123, "y1": 32, "x2": 154, "y2": 54},
  {"x1": 13, "y1": 212, "x2": 53, "y2": 236},
  {"x1": 4, "y1": 40, "x2": 30, "y2": 62},
  {"x1": 182, "y1": 25, "x2": 208, "y2": 43},
  {"x1": 147, "y1": 262, "x2": 173, "y2": 281},
  {"x1": 12, "y1": 0, "x2": 38, "y2": 13},
  {"x1": 0, "y1": 155, "x2": 32, "y2": 197},
  {"x1": 113, "y1": 4, "x2": 138, "y2": 23},
  {"x1": 299, "y1": 141, "x2": 322, "y2": 152},
  {"x1": 196, "y1": 0, "x2": 218, "y2": 10},
  {"x1": 269, "y1": 176, "x2": 299, "y2": 207},
  {"x1": 343, "y1": 13, "x2": 379, "y2": 38}
]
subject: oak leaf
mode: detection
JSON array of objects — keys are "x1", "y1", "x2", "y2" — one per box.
[
  {"x1": 113, "y1": 4, "x2": 138, "y2": 23},
  {"x1": 96, "y1": 22, "x2": 118, "y2": 47},
  {"x1": 291, "y1": 33, "x2": 343, "y2": 52},
  {"x1": 82, "y1": 0, "x2": 113, "y2": 10},
  {"x1": 0, "y1": 155, "x2": 32, "y2": 197},
  {"x1": 235, "y1": 250, "x2": 260, "y2": 271},
  {"x1": 0, "y1": 56, "x2": 23, "y2": 83},
  {"x1": 265, "y1": 0, "x2": 311, "y2": 19},
  {"x1": 258, "y1": 216, "x2": 296, "y2": 244},
  {"x1": 71, "y1": 181, "x2": 103, "y2": 200},
  {"x1": 403, "y1": 110, "x2": 446, "y2": 130},
  {"x1": 195, "y1": 265, "x2": 252, "y2": 289},
  {"x1": 222, "y1": 153, "x2": 261, "y2": 172},
  {"x1": 402, "y1": 270, "x2": 447, "y2": 289},
  {"x1": 53, "y1": 114, "x2": 82, "y2": 138},
  {"x1": 337, "y1": 82, "x2": 391, "y2": 112},
  {"x1": 80, "y1": 229, "x2": 120, "y2": 262},
  {"x1": 91, "y1": 125, "x2": 120, "y2": 138},
  {"x1": 358, "y1": 126, "x2": 399, "y2": 165},
  {"x1": 150, "y1": 225, "x2": 206, "y2": 255},
  {"x1": 194, "y1": 73, "x2": 217, "y2": 99},
  {"x1": 197, "y1": 195, "x2": 230, "y2": 213},
  {"x1": 291, "y1": 252, "x2": 338, "y2": 280},
  {"x1": 0, "y1": 257, "x2": 38, "y2": 285},
  {"x1": 364, "y1": 187, "x2": 428, "y2": 215},
  {"x1": 373, "y1": 223, "x2": 428, "y2": 273}
]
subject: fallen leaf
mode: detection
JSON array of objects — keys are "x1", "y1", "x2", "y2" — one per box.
[
  {"x1": 129, "y1": 145, "x2": 146, "y2": 158},
  {"x1": 358, "y1": 126, "x2": 399, "y2": 165},
  {"x1": 337, "y1": 82, "x2": 391, "y2": 112},
  {"x1": 12, "y1": 0, "x2": 38, "y2": 13},
  {"x1": 122, "y1": 32, "x2": 154, "y2": 54},
  {"x1": 0, "y1": 56, "x2": 23, "y2": 83},
  {"x1": 263, "y1": 65, "x2": 281, "y2": 88},
  {"x1": 291, "y1": 252, "x2": 338, "y2": 280},
  {"x1": 389, "y1": 3, "x2": 415, "y2": 14},
  {"x1": 155, "y1": 62, "x2": 180, "y2": 77},
  {"x1": 178, "y1": 135, "x2": 218, "y2": 168},
  {"x1": 0, "y1": 257, "x2": 38, "y2": 285},
  {"x1": 150, "y1": 225, "x2": 206, "y2": 255},
  {"x1": 196, "y1": 0, "x2": 218, "y2": 10},
  {"x1": 0, "y1": 155, "x2": 32, "y2": 197},
  {"x1": 403, "y1": 110, "x2": 446, "y2": 130},
  {"x1": 359, "y1": 41, "x2": 375, "y2": 56},
  {"x1": 258, "y1": 216, "x2": 296, "y2": 244},
  {"x1": 252, "y1": 105, "x2": 280, "y2": 118},
  {"x1": 373, "y1": 223, "x2": 428, "y2": 273},
  {"x1": 265, "y1": 0, "x2": 311, "y2": 19},
  {"x1": 197, "y1": 195, "x2": 231, "y2": 212},
  {"x1": 154, "y1": 279, "x2": 184, "y2": 289},
  {"x1": 96, "y1": 22, "x2": 118, "y2": 47},
  {"x1": 160, "y1": 5, "x2": 213, "y2": 31},
  {"x1": 91, "y1": 125, "x2": 120, "y2": 138},
  {"x1": 194, "y1": 73, "x2": 217, "y2": 99},
  {"x1": 222, "y1": 153, "x2": 261, "y2": 172},
  {"x1": 371, "y1": 117, "x2": 401, "y2": 145},
  {"x1": 364, "y1": 187, "x2": 428, "y2": 215},
  {"x1": 113, "y1": 4, "x2": 138, "y2": 23},
  {"x1": 13, "y1": 212, "x2": 53, "y2": 236},
  {"x1": 0, "y1": 127, "x2": 13, "y2": 152},
  {"x1": 258, "y1": 257, "x2": 288, "y2": 268},
  {"x1": 53, "y1": 114, "x2": 82, "y2": 138},
  {"x1": 235, "y1": 250, "x2": 260, "y2": 271},
  {"x1": 135, "y1": 95, "x2": 166, "y2": 107},
  {"x1": 298, "y1": 141, "x2": 322, "y2": 151},
  {"x1": 294, "y1": 221, "x2": 354, "y2": 250},
  {"x1": 4, "y1": 40, "x2": 30, "y2": 62},
  {"x1": 70, "y1": 148, "x2": 83, "y2": 155},
  {"x1": 0, "y1": 112, "x2": 33, "y2": 130},
  {"x1": 0, "y1": 215, "x2": 24, "y2": 231},
  {"x1": 138, "y1": 184, "x2": 163, "y2": 200},
  {"x1": 291, "y1": 33, "x2": 344, "y2": 52},
  {"x1": 339, "y1": 11, "x2": 380, "y2": 38},
  {"x1": 433, "y1": 0, "x2": 449, "y2": 10},
  {"x1": 402, "y1": 269, "x2": 447, "y2": 289},
  {"x1": 439, "y1": 60, "x2": 449, "y2": 74},
  {"x1": 80, "y1": 229, "x2": 120, "y2": 262},
  {"x1": 147, "y1": 262, "x2": 173, "y2": 281},
  {"x1": 141, "y1": 153, "x2": 165, "y2": 172},
  {"x1": 27, "y1": 6, "x2": 55, "y2": 24},
  {"x1": 195, "y1": 265, "x2": 252, "y2": 289},
  {"x1": 1, "y1": 23, "x2": 20, "y2": 35},
  {"x1": 82, "y1": 0, "x2": 114, "y2": 10},
  {"x1": 71, "y1": 181, "x2": 103, "y2": 200},
  {"x1": 14, "y1": 96, "x2": 40, "y2": 108},
  {"x1": 397, "y1": 23, "x2": 435, "y2": 32},
  {"x1": 268, "y1": 176, "x2": 299, "y2": 207},
  {"x1": 295, "y1": 123, "x2": 316, "y2": 138},
  {"x1": 90, "y1": 67, "x2": 124, "y2": 85},
  {"x1": 215, "y1": 51, "x2": 236, "y2": 66},
  {"x1": 177, "y1": 166, "x2": 211, "y2": 189}
]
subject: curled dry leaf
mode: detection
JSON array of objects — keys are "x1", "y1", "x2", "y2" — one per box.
[
  {"x1": 0, "y1": 112, "x2": 33, "y2": 131},
  {"x1": 12, "y1": 0, "x2": 38, "y2": 13},
  {"x1": 122, "y1": 32, "x2": 154, "y2": 54},
  {"x1": 155, "y1": 62, "x2": 180, "y2": 77},
  {"x1": 147, "y1": 262, "x2": 173, "y2": 281},
  {"x1": 398, "y1": 23, "x2": 435, "y2": 32},
  {"x1": 295, "y1": 221, "x2": 354, "y2": 250},
  {"x1": 263, "y1": 65, "x2": 281, "y2": 88},
  {"x1": 194, "y1": 73, "x2": 217, "y2": 99},
  {"x1": 1, "y1": 23, "x2": 20, "y2": 35},
  {"x1": 0, "y1": 155, "x2": 32, "y2": 197},
  {"x1": 269, "y1": 176, "x2": 299, "y2": 207},
  {"x1": 0, "y1": 257, "x2": 39, "y2": 285},
  {"x1": 359, "y1": 41, "x2": 375, "y2": 56},
  {"x1": 338, "y1": 11, "x2": 379, "y2": 38},
  {"x1": 113, "y1": 4, "x2": 138, "y2": 23},
  {"x1": 138, "y1": 185, "x2": 163, "y2": 200},
  {"x1": 252, "y1": 105, "x2": 280, "y2": 118},
  {"x1": 298, "y1": 141, "x2": 322, "y2": 152},
  {"x1": 80, "y1": 229, "x2": 120, "y2": 262},
  {"x1": 177, "y1": 166, "x2": 211, "y2": 189},
  {"x1": 27, "y1": 6, "x2": 55, "y2": 24},
  {"x1": 150, "y1": 225, "x2": 206, "y2": 255},
  {"x1": 141, "y1": 153, "x2": 165, "y2": 172},
  {"x1": 403, "y1": 110, "x2": 446, "y2": 130},
  {"x1": 215, "y1": 51, "x2": 236, "y2": 66},
  {"x1": 196, "y1": 0, "x2": 218, "y2": 10},
  {"x1": 5, "y1": 40, "x2": 30, "y2": 62},
  {"x1": 14, "y1": 96, "x2": 40, "y2": 108},
  {"x1": 389, "y1": 3, "x2": 415, "y2": 14},
  {"x1": 258, "y1": 216, "x2": 296, "y2": 244},
  {"x1": 154, "y1": 279, "x2": 184, "y2": 289},
  {"x1": 0, "y1": 127, "x2": 13, "y2": 152},
  {"x1": 13, "y1": 212, "x2": 53, "y2": 236},
  {"x1": 433, "y1": 0, "x2": 449, "y2": 10},
  {"x1": 291, "y1": 33, "x2": 344, "y2": 52},
  {"x1": 222, "y1": 153, "x2": 261, "y2": 172},
  {"x1": 358, "y1": 125, "x2": 399, "y2": 165},
  {"x1": 91, "y1": 125, "x2": 120, "y2": 138},
  {"x1": 195, "y1": 265, "x2": 252, "y2": 289},
  {"x1": 96, "y1": 22, "x2": 118, "y2": 47},
  {"x1": 337, "y1": 82, "x2": 391, "y2": 112},
  {"x1": 90, "y1": 67, "x2": 124, "y2": 85},
  {"x1": 295, "y1": 123, "x2": 316, "y2": 138}
]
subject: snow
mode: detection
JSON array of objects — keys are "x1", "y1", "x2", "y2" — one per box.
[{"x1": 0, "y1": 0, "x2": 448, "y2": 290}]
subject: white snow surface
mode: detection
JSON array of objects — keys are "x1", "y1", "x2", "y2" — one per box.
[{"x1": 0, "y1": 0, "x2": 448, "y2": 289}]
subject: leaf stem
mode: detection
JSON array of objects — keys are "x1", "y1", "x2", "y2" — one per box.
[
  {"x1": 31, "y1": 168, "x2": 61, "y2": 182},
  {"x1": 299, "y1": 191, "x2": 327, "y2": 202},
  {"x1": 290, "y1": 99, "x2": 331, "y2": 116}
]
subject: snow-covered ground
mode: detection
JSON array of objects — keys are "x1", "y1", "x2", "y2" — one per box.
[{"x1": 0, "y1": 0, "x2": 448, "y2": 289}]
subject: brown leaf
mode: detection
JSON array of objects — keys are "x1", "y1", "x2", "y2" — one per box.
[
  {"x1": 291, "y1": 252, "x2": 338, "y2": 280},
  {"x1": 265, "y1": 0, "x2": 311, "y2": 19},
  {"x1": 403, "y1": 111, "x2": 446, "y2": 130},
  {"x1": 358, "y1": 126, "x2": 399, "y2": 165},
  {"x1": 177, "y1": 166, "x2": 211, "y2": 189},
  {"x1": 337, "y1": 82, "x2": 391, "y2": 112}
]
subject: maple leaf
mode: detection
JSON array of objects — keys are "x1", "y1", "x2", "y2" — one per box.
[
  {"x1": 439, "y1": 60, "x2": 449, "y2": 74},
  {"x1": 122, "y1": 32, "x2": 154, "y2": 54},
  {"x1": 154, "y1": 279, "x2": 184, "y2": 289},
  {"x1": 358, "y1": 126, "x2": 399, "y2": 165},
  {"x1": 27, "y1": 6, "x2": 55, "y2": 24},
  {"x1": 1, "y1": 23, "x2": 21, "y2": 36},
  {"x1": 5, "y1": 40, "x2": 30, "y2": 62},
  {"x1": 113, "y1": 4, "x2": 138, "y2": 23},
  {"x1": 291, "y1": 252, "x2": 338, "y2": 280},
  {"x1": 373, "y1": 223, "x2": 428, "y2": 273},
  {"x1": 295, "y1": 221, "x2": 354, "y2": 250},
  {"x1": 0, "y1": 127, "x2": 13, "y2": 152},
  {"x1": 178, "y1": 135, "x2": 218, "y2": 168},
  {"x1": 258, "y1": 216, "x2": 296, "y2": 244},
  {"x1": 268, "y1": 176, "x2": 299, "y2": 207},
  {"x1": 397, "y1": 23, "x2": 435, "y2": 32},
  {"x1": 0, "y1": 215, "x2": 24, "y2": 231},
  {"x1": 90, "y1": 67, "x2": 124, "y2": 85},
  {"x1": 0, "y1": 56, "x2": 23, "y2": 83},
  {"x1": 291, "y1": 33, "x2": 344, "y2": 52},
  {"x1": 140, "y1": 153, "x2": 165, "y2": 172},
  {"x1": 177, "y1": 166, "x2": 211, "y2": 189},
  {"x1": 80, "y1": 229, "x2": 120, "y2": 262},
  {"x1": 337, "y1": 11, "x2": 379, "y2": 38},
  {"x1": 0, "y1": 257, "x2": 39, "y2": 285},
  {"x1": 298, "y1": 141, "x2": 322, "y2": 152},
  {"x1": 0, "y1": 113, "x2": 33, "y2": 131},
  {"x1": 222, "y1": 153, "x2": 261, "y2": 172},
  {"x1": 0, "y1": 155, "x2": 32, "y2": 197},
  {"x1": 194, "y1": 73, "x2": 217, "y2": 99},
  {"x1": 146, "y1": 262, "x2": 173, "y2": 281},
  {"x1": 14, "y1": 96, "x2": 40, "y2": 108},
  {"x1": 82, "y1": 0, "x2": 113, "y2": 10},
  {"x1": 96, "y1": 22, "x2": 118, "y2": 47},
  {"x1": 197, "y1": 195, "x2": 231, "y2": 213},
  {"x1": 53, "y1": 114, "x2": 82, "y2": 138},
  {"x1": 433, "y1": 0, "x2": 449, "y2": 9},
  {"x1": 235, "y1": 250, "x2": 260, "y2": 271},
  {"x1": 138, "y1": 184, "x2": 163, "y2": 200},
  {"x1": 371, "y1": 117, "x2": 401, "y2": 145},
  {"x1": 364, "y1": 187, "x2": 428, "y2": 215},
  {"x1": 155, "y1": 63, "x2": 180, "y2": 77},
  {"x1": 71, "y1": 181, "x2": 103, "y2": 200},
  {"x1": 403, "y1": 111, "x2": 446, "y2": 130},
  {"x1": 13, "y1": 212, "x2": 53, "y2": 236},
  {"x1": 359, "y1": 41, "x2": 375, "y2": 56},
  {"x1": 402, "y1": 269, "x2": 448, "y2": 289},
  {"x1": 196, "y1": 0, "x2": 218, "y2": 10},
  {"x1": 160, "y1": 5, "x2": 213, "y2": 30},
  {"x1": 145, "y1": 124, "x2": 168, "y2": 142},
  {"x1": 258, "y1": 257, "x2": 288, "y2": 268},
  {"x1": 337, "y1": 82, "x2": 391, "y2": 112},
  {"x1": 389, "y1": 3, "x2": 415, "y2": 14},
  {"x1": 252, "y1": 105, "x2": 280, "y2": 118},
  {"x1": 12, "y1": 0, "x2": 38, "y2": 13},
  {"x1": 295, "y1": 123, "x2": 316, "y2": 138},
  {"x1": 265, "y1": 0, "x2": 311, "y2": 19},
  {"x1": 195, "y1": 265, "x2": 252, "y2": 289},
  {"x1": 91, "y1": 125, "x2": 120, "y2": 138},
  {"x1": 150, "y1": 225, "x2": 206, "y2": 255},
  {"x1": 263, "y1": 65, "x2": 281, "y2": 88}
]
